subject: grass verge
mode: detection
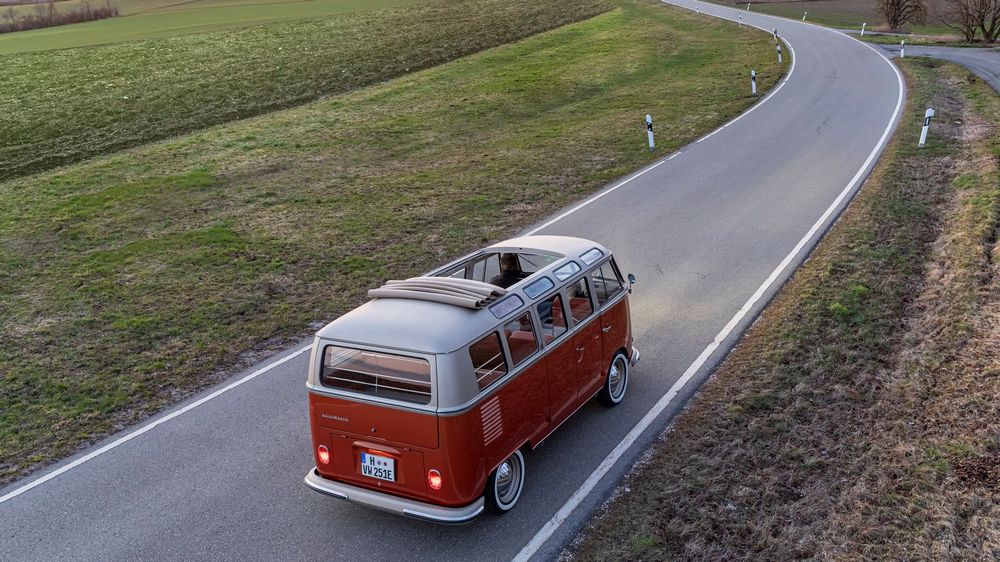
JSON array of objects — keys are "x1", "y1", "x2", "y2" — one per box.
[
  {"x1": 0, "y1": 0, "x2": 786, "y2": 485},
  {"x1": 858, "y1": 32, "x2": 984, "y2": 47},
  {"x1": 0, "y1": 0, "x2": 609, "y2": 181},
  {"x1": 565, "y1": 58, "x2": 1000, "y2": 560}
]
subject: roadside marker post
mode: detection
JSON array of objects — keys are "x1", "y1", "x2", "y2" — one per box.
[
  {"x1": 900, "y1": 40, "x2": 905, "y2": 58},
  {"x1": 751, "y1": 70, "x2": 757, "y2": 95},
  {"x1": 777, "y1": 43, "x2": 782, "y2": 63},
  {"x1": 802, "y1": 11, "x2": 807, "y2": 21},
  {"x1": 773, "y1": 28, "x2": 778, "y2": 42},
  {"x1": 738, "y1": 13, "x2": 742, "y2": 25},
  {"x1": 861, "y1": 22, "x2": 866, "y2": 36},
  {"x1": 746, "y1": 1, "x2": 750, "y2": 10},
  {"x1": 646, "y1": 114, "x2": 654, "y2": 151},
  {"x1": 918, "y1": 108, "x2": 934, "y2": 147}
]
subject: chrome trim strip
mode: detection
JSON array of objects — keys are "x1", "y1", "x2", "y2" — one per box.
[{"x1": 304, "y1": 469, "x2": 484, "y2": 525}]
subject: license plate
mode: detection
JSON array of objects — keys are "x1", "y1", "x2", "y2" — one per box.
[{"x1": 360, "y1": 452, "x2": 395, "y2": 482}]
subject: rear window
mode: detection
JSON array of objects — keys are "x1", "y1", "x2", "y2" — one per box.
[{"x1": 321, "y1": 346, "x2": 431, "y2": 405}]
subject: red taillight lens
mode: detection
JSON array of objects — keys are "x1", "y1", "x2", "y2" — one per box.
[
  {"x1": 427, "y1": 469, "x2": 442, "y2": 491},
  {"x1": 317, "y1": 445, "x2": 330, "y2": 465}
]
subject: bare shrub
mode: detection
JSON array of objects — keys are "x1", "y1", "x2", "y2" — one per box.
[
  {"x1": 935, "y1": 0, "x2": 1000, "y2": 42},
  {"x1": 879, "y1": 0, "x2": 928, "y2": 29}
]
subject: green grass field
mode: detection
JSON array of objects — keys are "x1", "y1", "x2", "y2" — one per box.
[
  {"x1": 1, "y1": 0, "x2": 426, "y2": 53},
  {"x1": 1, "y1": 0, "x2": 610, "y2": 181},
  {"x1": 0, "y1": 0, "x2": 786, "y2": 484}
]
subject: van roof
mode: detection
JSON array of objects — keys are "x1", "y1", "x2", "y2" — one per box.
[{"x1": 316, "y1": 235, "x2": 610, "y2": 354}]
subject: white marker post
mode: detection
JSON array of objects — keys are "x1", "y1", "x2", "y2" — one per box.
[
  {"x1": 802, "y1": 11, "x2": 807, "y2": 21},
  {"x1": 746, "y1": 1, "x2": 750, "y2": 10},
  {"x1": 751, "y1": 70, "x2": 757, "y2": 95},
  {"x1": 861, "y1": 22, "x2": 866, "y2": 36},
  {"x1": 738, "y1": 13, "x2": 742, "y2": 25},
  {"x1": 918, "y1": 108, "x2": 934, "y2": 147},
  {"x1": 773, "y1": 28, "x2": 778, "y2": 42},
  {"x1": 900, "y1": 40, "x2": 905, "y2": 58},
  {"x1": 777, "y1": 43, "x2": 783, "y2": 63},
  {"x1": 646, "y1": 114, "x2": 654, "y2": 151}
]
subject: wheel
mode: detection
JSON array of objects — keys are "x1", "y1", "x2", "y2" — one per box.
[
  {"x1": 485, "y1": 449, "x2": 525, "y2": 514},
  {"x1": 597, "y1": 351, "x2": 629, "y2": 406}
]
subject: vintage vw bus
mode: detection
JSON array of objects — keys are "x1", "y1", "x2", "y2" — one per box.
[{"x1": 303, "y1": 235, "x2": 638, "y2": 523}]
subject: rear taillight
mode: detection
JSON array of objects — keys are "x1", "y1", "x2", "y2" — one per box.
[
  {"x1": 427, "y1": 469, "x2": 442, "y2": 491},
  {"x1": 317, "y1": 445, "x2": 330, "y2": 465}
]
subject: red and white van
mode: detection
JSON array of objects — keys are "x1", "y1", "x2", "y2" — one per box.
[{"x1": 304, "y1": 235, "x2": 638, "y2": 523}]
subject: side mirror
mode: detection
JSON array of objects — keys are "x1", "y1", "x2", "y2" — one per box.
[{"x1": 627, "y1": 273, "x2": 636, "y2": 293}]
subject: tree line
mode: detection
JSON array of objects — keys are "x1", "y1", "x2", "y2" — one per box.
[
  {"x1": 880, "y1": 0, "x2": 1000, "y2": 42},
  {"x1": 2, "y1": 0, "x2": 119, "y2": 34}
]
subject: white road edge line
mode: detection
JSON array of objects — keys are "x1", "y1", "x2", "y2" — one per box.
[
  {"x1": 526, "y1": 23, "x2": 794, "y2": 236},
  {"x1": 512, "y1": 3, "x2": 904, "y2": 560},
  {"x1": 0, "y1": 345, "x2": 313, "y2": 505}
]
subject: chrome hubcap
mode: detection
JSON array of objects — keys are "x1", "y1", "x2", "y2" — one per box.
[
  {"x1": 495, "y1": 456, "x2": 521, "y2": 505},
  {"x1": 609, "y1": 358, "x2": 626, "y2": 399}
]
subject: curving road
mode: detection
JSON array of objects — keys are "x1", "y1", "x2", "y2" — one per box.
[{"x1": 0, "y1": 2, "x2": 903, "y2": 561}]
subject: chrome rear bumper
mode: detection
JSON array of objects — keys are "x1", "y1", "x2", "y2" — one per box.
[
  {"x1": 304, "y1": 468, "x2": 485, "y2": 524},
  {"x1": 630, "y1": 345, "x2": 640, "y2": 366}
]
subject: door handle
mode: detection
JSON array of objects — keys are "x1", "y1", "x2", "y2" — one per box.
[{"x1": 601, "y1": 325, "x2": 612, "y2": 333}]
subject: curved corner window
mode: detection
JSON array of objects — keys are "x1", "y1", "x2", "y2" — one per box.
[
  {"x1": 524, "y1": 277, "x2": 554, "y2": 300},
  {"x1": 553, "y1": 261, "x2": 581, "y2": 281},
  {"x1": 321, "y1": 346, "x2": 431, "y2": 405},
  {"x1": 580, "y1": 248, "x2": 604, "y2": 265},
  {"x1": 470, "y1": 332, "x2": 508, "y2": 390}
]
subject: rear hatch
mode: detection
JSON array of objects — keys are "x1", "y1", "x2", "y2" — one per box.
[{"x1": 312, "y1": 344, "x2": 438, "y2": 498}]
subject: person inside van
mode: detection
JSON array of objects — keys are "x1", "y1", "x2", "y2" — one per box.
[{"x1": 490, "y1": 253, "x2": 524, "y2": 289}]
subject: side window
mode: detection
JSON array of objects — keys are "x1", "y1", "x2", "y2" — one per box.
[
  {"x1": 567, "y1": 278, "x2": 594, "y2": 322},
  {"x1": 590, "y1": 262, "x2": 624, "y2": 307},
  {"x1": 503, "y1": 312, "x2": 538, "y2": 367},
  {"x1": 470, "y1": 332, "x2": 508, "y2": 390},
  {"x1": 536, "y1": 294, "x2": 567, "y2": 345}
]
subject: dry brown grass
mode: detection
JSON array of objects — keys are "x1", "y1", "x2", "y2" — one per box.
[{"x1": 566, "y1": 59, "x2": 1000, "y2": 561}]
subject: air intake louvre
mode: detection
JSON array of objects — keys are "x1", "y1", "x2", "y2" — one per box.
[
  {"x1": 368, "y1": 277, "x2": 507, "y2": 309},
  {"x1": 480, "y1": 396, "x2": 503, "y2": 446}
]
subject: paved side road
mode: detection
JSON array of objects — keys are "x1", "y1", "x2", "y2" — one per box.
[
  {"x1": 0, "y1": 3, "x2": 903, "y2": 561},
  {"x1": 880, "y1": 43, "x2": 1000, "y2": 92}
]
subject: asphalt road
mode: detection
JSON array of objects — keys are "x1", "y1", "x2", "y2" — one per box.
[
  {"x1": 0, "y1": 2, "x2": 904, "y2": 561},
  {"x1": 879, "y1": 43, "x2": 1000, "y2": 92}
]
